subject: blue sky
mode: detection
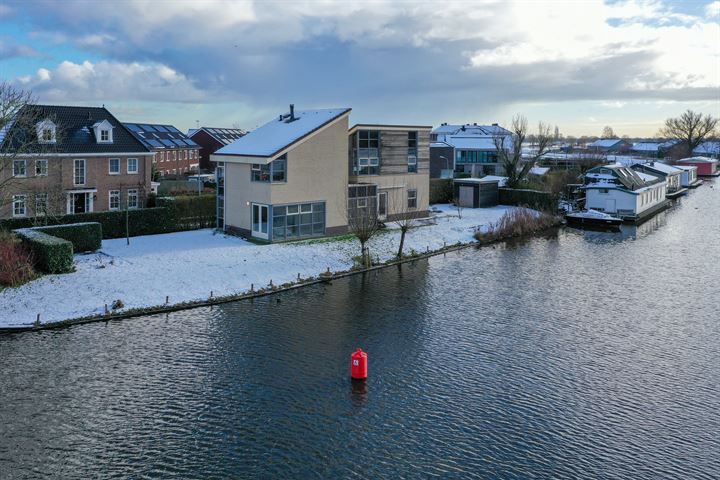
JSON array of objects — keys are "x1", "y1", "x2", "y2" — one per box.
[{"x1": 1, "y1": 0, "x2": 718, "y2": 136}]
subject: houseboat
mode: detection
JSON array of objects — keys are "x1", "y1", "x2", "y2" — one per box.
[
  {"x1": 673, "y1": 164, "x2": 702, "y2": 188},
  {"x1": 583, "y1": 164, "x2": 670, "y2": 224},
  {"x1": 630, "y1": 161, "x2": 687, "y2": 199},
  {"x1": 676, "y1": 156, "x2": 719, "y2": 177}
]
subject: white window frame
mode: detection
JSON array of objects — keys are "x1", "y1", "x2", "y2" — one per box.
[
  {"x1": 109, "y1": 190, "x2": 120, "y2": 211},
  {"x1": 100, "y1": 129, "x2": 110, "y2": 142},
  {"x1": 12, "y1": 194, "x2": 27, "y2": 217},
  {"x1": 35, "y1": 193, "x2": 48, "y2": 216},
  {"x1": 35, "y1": 159, "x2": 48, "y2": 177},
  {"x1": 408, "y1": 188, "x2": 418, "y2": 210},
  {"x1": 36, "y1": 120, "x2": 57, "y2": 144},
  {"x1": 13, "y1": 159, "x2": 27, "y2": 177},
  {"x1": 74, "y1": 159, "x2": 86, "y2": 186},
  {"x1": 127, "y1": 158, "x2": 138, "y2": 174},
  {"x1": 109, "y1": 158, "x2": 120, "y2": 175},
  {"x1": 127, "y1": 189, "x2": 139, "y2": 209}
]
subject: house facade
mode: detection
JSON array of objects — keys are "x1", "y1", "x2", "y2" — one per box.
[
  {"x1": 672, "y1": 165, "x2": 700, "y2": 188},
  {"x1": 429, "y1": 123, "x2": 512, "y2": 178},
  {"x1": 189, "y1": 127, "x2": 246, "y2": 171},
  {"x1": 583, "y1": 164, "x2": 668, "y2": 222},
  {"x1": 1, "y1": 105, "x2": 153, "y2": 219},
  {"x1": 676, "y1": 156, "x2": 719, "y2": 177},
  {"x1": 348, "y1": 124, "x2": 431, "y2": 221},
  {"x1": 123, "y1": 123, "x2": 201, "y2": 177},
  {"x1": 630, "y1": 161, "x2": 683, "y2": 195},
  {"x1": 211, "y1": 106, "x2": 351, "y2": 241}
]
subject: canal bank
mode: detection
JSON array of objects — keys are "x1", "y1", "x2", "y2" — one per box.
[{"x1": 0, "y1": 179, "x2": 717, "y2": 479}]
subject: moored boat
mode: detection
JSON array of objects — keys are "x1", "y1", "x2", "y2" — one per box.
[{"x1": 565, "y1": 209, "x2": 623, "y2": 229}]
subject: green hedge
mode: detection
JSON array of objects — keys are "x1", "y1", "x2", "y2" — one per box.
[
  {"x1": 33, "y1": 222, "x2": 102, "y2": 252},
  {"x1": 15, "y1": 229, "x2": 74, "y2": 274},
  {"x1": 430, "y1": 179, "x2": 454, "y2": 204},
  {"x1": 499, "y1": 188, "x2": 557, "y2": 212},
  {"x1": 1, "y1": 195, "x2": 216, "y2": 239}
]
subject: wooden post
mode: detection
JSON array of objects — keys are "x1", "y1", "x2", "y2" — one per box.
[
  {"x1": 165, "y1": 295, "x2": 169, "y2": 304},
  {"x1": 35, "y1": 313, "x2": 40, "y2": 326},
  {"x1": 297, "y1": 273, "x2": 301, "y2": 281}
]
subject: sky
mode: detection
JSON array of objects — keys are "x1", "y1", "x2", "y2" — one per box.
[{"x1": 0, "y1": 0, "x2": 718, "y2": 137}]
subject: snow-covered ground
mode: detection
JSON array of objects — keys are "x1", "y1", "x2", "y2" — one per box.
[{"x1": 0, "y1": 204, "x2": 515, "y2": 328}]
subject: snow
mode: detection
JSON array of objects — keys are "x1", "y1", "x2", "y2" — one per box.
[
  {"x1": 479, "y1": 175, "x2": 508, "y2": 186},
  {"x1": 635, "y1": 162, "x2": 682, "y2": 175},
  {"x1": 678, "y1": 156, "x2": 718, "y2": 164},
  {"x1": 530, "y1": 166, "x2": 550, "y2": 176},
  {"x1": 0, "y1": 204, "x2": 517, "y2": 328},
  {"x1": 214, "y1": 108, "x2": 350, "y2": 158},
  {"x1": 693, "y1": 142, "x2": 720, "y2": 156},
  {"x1": 588, "y1": 138, "x2": 623, "y2": 148}
]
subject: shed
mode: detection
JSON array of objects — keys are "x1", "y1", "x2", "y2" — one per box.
[{"x1": 453, "y1": 178, "x2": 499, "y2": 208}]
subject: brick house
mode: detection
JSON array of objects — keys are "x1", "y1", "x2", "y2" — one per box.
[
  {"x1": 189, "y1": 127, "x2": 246, "y2": 171},
  {"x1": 123, "y1": 123, "x2": 201, "y2": 177},
  {"x1": 0, "y1": 105, "x2": 153, "y2": 219}
]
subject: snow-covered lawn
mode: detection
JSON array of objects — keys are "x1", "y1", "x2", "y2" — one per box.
[{"x1": 0, "y1": 204, "x2": 514, "y2": 328}]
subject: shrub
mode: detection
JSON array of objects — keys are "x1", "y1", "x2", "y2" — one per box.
[
  {"x1": 498, "y1": 188, "x2": 557, "y2": 212},
  {"x1": 430, "y1": 179, "x2": 454, "y2": 204},
  {"x1": 33, "y1": 222, "x2": 102, "y2": 253},
  {"x1": 14, "y1": 228, "x2": 74, "y2": 274},
  {"x1": 0, "y1": 231, "x2": 37, "y2": 287},
  {"x1": 475, "y1": 208, "x2": 559, "y2": 243}
]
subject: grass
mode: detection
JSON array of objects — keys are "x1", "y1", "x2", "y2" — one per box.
[{"x1": 474, "y1": 207, "x2": 560, "y2": 244}]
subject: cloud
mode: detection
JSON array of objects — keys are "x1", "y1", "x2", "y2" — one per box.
[
  {"x1": 15, "y1": 60, "x2": 209, "y2": 103},
  {"x1": 706, "y1": 1, "x2": 720, "y2": 17},
  {"x1": 0, "y1": 40, "x2": 43, "y2": 60}
]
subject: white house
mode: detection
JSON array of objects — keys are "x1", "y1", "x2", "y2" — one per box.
[
  {"x1": 672, "y1": 164, "x2": 701, "y2": 188},
  {"x1": 583, "y1": 164, "x2": 668, "y2": 222}
]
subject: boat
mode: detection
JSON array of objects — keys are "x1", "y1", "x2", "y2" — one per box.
[{"x1": 565, "y1": 209, "x2": 623, "y2": 229}]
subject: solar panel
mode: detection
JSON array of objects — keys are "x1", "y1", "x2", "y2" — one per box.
[
  {"x1": 125, "y1": 124, "x2": 143, "y2": 132},
  {"x1": 142, "y1": 125, "x2": 156, "y2": 132},
  {"x1": 168, "y1": 126, "x2": 181, "y2": 133},
  {"x1": 160, "y1": 139, "x2": 175, "y2": 147},
  {"x1": 154, "y1": 125, "x2": 168, "y2": 132},
  {"x1": 147, "y1": 139, "x2": 163, "y2": 148},
  {"x1": 183, "y1": 139, "x2": 197, "y2": 146},
  {"x1": 173, "y1": 139, "x2": 185, "y2": 147}
]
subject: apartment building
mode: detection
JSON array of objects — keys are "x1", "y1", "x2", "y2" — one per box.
[
  {"x1": 189, "y1": 127, "x2": 246, "y2": 171},
  {"x1": 0, "y1": 105, "x2": 153, "y2": 219}
]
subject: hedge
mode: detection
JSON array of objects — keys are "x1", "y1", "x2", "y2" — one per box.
[
  {"x1": 430, "y1": 179, "x2": 453, "y2": 204},
  {"x1": 499, "y1": 188, "x2": 557, "y2": 212},
  {"x1": 1, "y1": 195, "x2": 216, "y2": 239},
  {"x1": 33, "y1": 222, "x2": 102, "y2": 253},
  {"x1": 14, "y1": 229, "x2": 74, "y2": 274}
]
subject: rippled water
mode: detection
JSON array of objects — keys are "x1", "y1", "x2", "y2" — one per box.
[{"x1": 1, "y1": 181, "x2": 718, "y2": 479}]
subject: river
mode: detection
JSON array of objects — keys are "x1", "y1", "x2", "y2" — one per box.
[{"x1": 1, "y1": 180, "x2": 718, "y2": 479}]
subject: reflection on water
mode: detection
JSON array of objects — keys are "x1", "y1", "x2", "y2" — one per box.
[{"x1": 0, "y1": 180, "x2": 718, "y2": 479}]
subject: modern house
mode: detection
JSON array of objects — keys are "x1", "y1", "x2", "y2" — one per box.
[
  {"x1": 211, "y1": 106, "x2": 351, "y2": 241},
  {"x1": 0, "y1": 105, "x2": 153, "y2": 219},
  {"x1": 583, "y1": 163, "x2": 669, "y2": 222},
  {"x1": 676, "y1": 156, "x2": 719, "y2": 177},
  {"x1": 630, "y1": 161, "x2": 685, "y2": 198},
  {"x1": 692, "y1": 141, "x2": 720, "y2": 159},
  {"x1": 123, "y1": 123, "x2": 201, "y2": 177},
  {"x1": 587, "y1": 138, "x2": 631, "y2": 153},
  {"x1": 429, "y1": 123, "x2": 512, "y2": 178},
  {"x1": 348, "y1": 124, "x2": 431, "y2": 220},
  {"x1": 672, "y1": 164, "x2": 701, "y2": 188},
  {"x1": 189, "y1": 127, "x2": 246, "y2": 171}
]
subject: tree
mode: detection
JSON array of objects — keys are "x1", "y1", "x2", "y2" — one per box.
[
  {"x1": 554, "y1": 125, "x2": 561, "y2": 142},
  {"x1": 387, "y1": 184, "x2": 424, "y2": 259},
  {"x1": 494, "y1": 115, "x2": 552, "y2": 188},
  {"x1": 346, "y1": 190, "x2": 381, "y2": 268},
  {"x1": 661, "y1": 110, "x2": 718, "y2": 157},
  {"x1": 601, "y1": 126, "x2": 615, "y2": 138}
]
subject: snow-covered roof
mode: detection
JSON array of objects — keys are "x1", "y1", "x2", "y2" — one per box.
[
  {"x1": 444, "y1": 136, "x2": 498, "y2": 150},
  {"x1": 673, "y1": 164, "x2": 697, "y2": 172},
  {"x1": 530, "y1": 166, "x2": 550, "y2": 176},
  {"x1": 479, "y1": 175, "x2": 508, "y2": 186},
  {"x1": 215, "y1": 107, "x2": 350, "y2": 159},
  {"x1": 693, "y1": 141, "x2": 720, "y2": 155},
  {"x1": 677, "y1": 156, "x2": 718, "y2": 164},
  {"x1": 631, "y1": 141, "x2": 676, "y2": 152},
  {"x1": 632, "y1": 161, "x2": 682, "y2": 175},
  {"x1": 635, "y1": 171, "x2": 660, "y2": 182},
  {"x1": 588, "y1": 138, "x2": 624, "y2": 148}
]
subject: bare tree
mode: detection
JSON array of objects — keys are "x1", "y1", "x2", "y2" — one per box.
[
  {"x1": 452, "y1": 193, "x2": 463, "y2": 220},
  {"x1": 554, "y1": 125, "x2": 561, "y2": 142},
  {"x1": 346, "y1": 189, "x2": 381, "y2": 268},
  {"x1": 601, "y1": 126, "x2": 615, "y2": 138},
  {"x1": 494, "y1": 115, "x2": 552, "y2": 188},
  {"x1": 387, "y1": 185, "x2": 425, "y2": 259},
  {"x1": 661, "y1": 109, "x2": 718, "y2": 157}
]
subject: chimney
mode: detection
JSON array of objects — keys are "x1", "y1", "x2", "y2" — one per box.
[
  {"x1": 492, "y1": 123, "x2": 498, "y2": 126},
  {"x1": 289, "y1": 104, "x2": 295, "y2": 121}
]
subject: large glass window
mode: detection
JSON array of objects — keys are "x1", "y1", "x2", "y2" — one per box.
[
  {"x1": 127, "y1": 189, "x2": 139, "y2": 209},
  {"x1": 252, "y1": 155, "x2": 287, "y2": 182},
  {"x1": 109, "y1": 190, "x2": 120, "y2": 210},
  {"x1": 354, "y1": 130, "x2": 380, "y2": 175},
  {"x1": 348, "y1": 184, "x2": 378, "y2": 217},
  {"x1": 408, "y1": 131, "x2": 418, "y2": 173},
  {"x1": 109, "y1": 158, "x2": 120, "y2": 175},
  {"x1": 74, "y1": 159, "x2": 85, "y2": 185},
  {"x1": 272, "y1": 202, "x2": 325, "y2": 240}
]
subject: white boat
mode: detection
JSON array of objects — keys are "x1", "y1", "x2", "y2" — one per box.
[{"x1": 565, "y1": 209, "x2": 623, "y2": 228}]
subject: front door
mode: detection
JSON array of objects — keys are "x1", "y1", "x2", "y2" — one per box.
[
  {"x1": 251, "y1": 203, "x2": 269, "y2": 239},
  {"x1": 73, "y1": 193, "x2": 87, "y2": 213},
  {"x1": 604, "y1": 198, "x2": 616, "y2": 213},
  {"x1": 378, "y1": 192, "x2": 387, "y2": 220},
  {"x1": 459, "y1": 186, "x2": 474, "y2": 208}
]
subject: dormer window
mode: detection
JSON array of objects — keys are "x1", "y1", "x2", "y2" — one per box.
[
  {"x1": 36, "y1": 120, "x2": 56, "y2": 144},
  {"x1": 93, "y1": 119, "x2": 114, "y2": 144}
]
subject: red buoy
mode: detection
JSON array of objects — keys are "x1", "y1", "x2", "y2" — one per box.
[{"x1": 350, "y1": 348, "x2": 368, "y2": 380}]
